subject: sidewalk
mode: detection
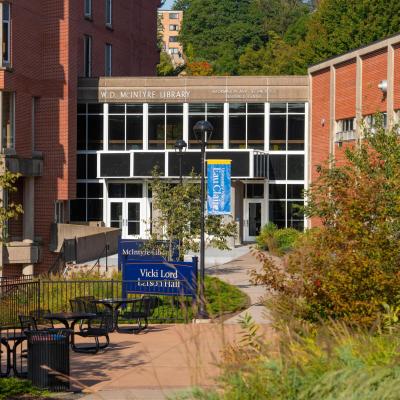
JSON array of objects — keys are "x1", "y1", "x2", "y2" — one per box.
[
  {"x1": 206, "y1": 250, "x2": 270, "y2": 324},
  {"x1": 77, "y1": 247, "x2": 271, "y2": 399}
]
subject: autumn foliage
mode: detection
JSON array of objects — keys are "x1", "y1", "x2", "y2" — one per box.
[{"x1": 253, "y1": 118, "x2": 400, "y2": 326}]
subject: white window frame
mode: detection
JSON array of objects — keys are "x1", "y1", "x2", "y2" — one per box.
[
  {"x1": 105, "y1": 0, "x2": 112, "y2": 27},
  {"x1": 84, "y1": 35, "x2": 92, "y2": 78},
  {"x1": 105, "y1": 43, "x2": 112, "y2": 76},
  {"x1": 169, "y1": 36, "x2": 178, "y2": 43},
  {"x1": 169, "y1": 13, "x2": 179, "y2": 19},
  {"x1": 84, "y1": 0, "x2": 92, "y2": 18},
  {"x1": 1, "y1": 91, "x2": 15, "y2": 150},
  {"x1": 2, "y1": 2, "x2": 10, "y2": 66}
]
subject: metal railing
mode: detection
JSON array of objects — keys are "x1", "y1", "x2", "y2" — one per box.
[{"x1": 0, "y1": 279, "x2": 195, "y2": 326}]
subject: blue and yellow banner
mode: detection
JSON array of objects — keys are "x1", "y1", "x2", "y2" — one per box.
[{"x1": 207, "y1": 160, "x2": 231, "y2": 215}]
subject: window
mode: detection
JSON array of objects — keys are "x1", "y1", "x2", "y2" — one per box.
[
  {"x1": 364, "y1": 113, "x2": 387, "y2": 130},
  {"x1": 189, "y1": 103, "x2": 223, "y2": 149},
  {"x1": 169, "y1": 24, "x2": 179, "y2": 31},
  {"x1": 1, "y1": 92, "x2": 14, "y2": 150},
  {"x1": 105, "y1": 44, "x2": 112, "y2": 76},
  {"x1": 32, "y1": 97, "x2": 39, "y2": 152},
  {"x1": 245, "y1": 184, "x2": 264, "y2": 199},
  {"x1": 2, "y1": 3, "x2": 10, "y2": 65},
  {"x1": 84, "y1": 0, "x2": 92, "y2": 18},
  {"x1": 269, "y1": 103, "x2": 305, "y2": 151},
  {"x1": 54, "y1": 201, "x2": 65, "y2": 223},
  {"x1": 148, "y1": 103, "x2": 183, "y2": 149},
  {"x1": 269, "y1": 184, "x2": 304, "y2": 230},
  {"x1": 229, "y1": 103, "x2": 264, "y2": 150},
  {"x1": 270, "y1": 103, "x2": 305, "y2": 150},
  {"x1": 338, "y1": 118, "x2": 354, "y2": 132},
  {"x1": 105, "y1": 0, "x2": 112, "y2": 26},
  {"x1": 169, "y1": 48, "x2": 180, "y2": 55},
  {"x1": 77, "y1": 103, "x2": 104, "y2": 150},
  {"x1": 169, "y1": 13, "x2": 179, "y2": 19},
  {"x1": 84, "y1": 35, "x2": 92, "y2": 77},
  {"x1": 108, "y1": 104, "x2": 143, "y2": 150},
  {"x1": 169, "y1": 36, "x2": 178, "y2": 43}
]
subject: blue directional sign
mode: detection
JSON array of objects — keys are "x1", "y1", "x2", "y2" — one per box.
[
  {"x1": 118, "y1": 239, "x2": 197, "y2": 297},
  {"x1": 207, "y1": 160, "x2": 232, "y2": 215}
]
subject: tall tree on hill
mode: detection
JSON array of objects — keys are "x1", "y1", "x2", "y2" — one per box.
[
  {"x1": 178, "y1": 0, "x2": 266, "y2": 75},
  {"x1": 178, "y1": 0, "x2": 313, "y2": 75},
  {"x1": 240, "y1": 0, "x2": 400, "y2": 75}
]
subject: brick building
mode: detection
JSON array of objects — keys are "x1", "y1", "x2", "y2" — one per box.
[
  {"x1": 2, "y1": 0, "x2": 400, "y2": 276},
  {"x1": 308, "y1": 34, "x2": 400, "y2": 228},
  {"x1": 158, "y1": 10, "x2": 184, "y2": 66},
  {"x1": 0, "y1": 0, "x2": 160, "y2": 276}
]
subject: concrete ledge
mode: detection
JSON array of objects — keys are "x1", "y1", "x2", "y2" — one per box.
[{"x1": 3, "y1": 241, "x2": 41, "y2": 264}]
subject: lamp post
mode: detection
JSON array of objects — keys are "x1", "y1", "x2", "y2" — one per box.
[
  {"x1": 174, "y1": 139, "x2": 187, "y2": 184},
  {"x1": 193, "y1": 120, "x2": 213, "y2": 319}
]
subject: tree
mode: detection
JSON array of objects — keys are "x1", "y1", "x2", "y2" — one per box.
[
  {"x1": 157, "y1": 52, "x2": 176, "y2": 76},
  {"x1": 179, "y1": 0, "x2": 266, "y2": 75},
  {"x1": 300, "y1": 0, "x2": 400, "y2": 67},
  {"x1": 148, "y1": 171, "x2": 237, "y2": 259},
  {"x1": 0, "y1": 163, "x2": 23, "y2": 242},
  {"x1": 172, "y1": 0, "x2": 191, "y2": 10},
  {"x1": 252, "y1": 117, "x2": 400, "y2": 326},
  {"x1": 185, "y1": 61, "x2": 213, "y2": 76}
]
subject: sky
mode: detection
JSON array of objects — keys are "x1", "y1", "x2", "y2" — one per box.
[{"x1": 160, "y1": 0, "x2": 174, "y2": 10}]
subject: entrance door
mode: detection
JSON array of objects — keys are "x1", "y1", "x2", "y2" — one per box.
[
  {"x1": 108, "y1": 200, "x2": 146, "y2": 239},
  {"x1": 244, "y1": 200, "x2": 263, "y2": 242}
]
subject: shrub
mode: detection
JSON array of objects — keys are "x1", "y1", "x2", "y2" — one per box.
[
  {"x1": 252, "y1": 118, "x2": 400, "y2": 326},
  {"x1": 256, "y1": 222, "x2": 301, "y2": 255},
  {"x1": 182, "y1": 319, "x2": 400, "y2": 400}
]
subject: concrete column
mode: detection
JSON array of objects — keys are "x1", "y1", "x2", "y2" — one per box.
[
  {"x1": 356, "y1": 56, "x2": 363, "y2": 137},
  {"x1": 23, "y1": 177, "x2": 35, "y2": 240},
  {"x1": 387, "y1": 44, "x2": 395, "y2": 128},
  {"x1": 23, "y1": 177, "x2": 35, "y2": 274},
  {"x1": 329, "y1": 66, "x2": 336, "y2": 158}
]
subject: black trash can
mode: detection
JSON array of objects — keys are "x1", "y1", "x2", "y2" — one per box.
[{"x1": 25, "y1": 329, "x2": 70, "y2": 392}]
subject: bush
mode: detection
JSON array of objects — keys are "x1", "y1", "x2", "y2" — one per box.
[
  {"x1": 252, "y1": 118, "x2": 400, "y2": 326},
  {"x1": 256, "y1": 222, "x2": 301, "y2": 255},
  {"x1": 182, "y1": 319, "x2": 400, "y2": 400},
  {"x1": 0, "y1": 378, "x2": 47, "y2": 399}
]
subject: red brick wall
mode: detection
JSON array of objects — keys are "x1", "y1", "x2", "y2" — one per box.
[
  {"x1": 362, "y1": 48, "x2": 387, "y2": 115},
  {"x1": 2, "y1": 0, "x2": 159, "y2": 274},
  {"x1": 311, "y1": 68, "x2": 331, "y2": 181},
  {"x1": 335, "y1": 59, "x2": 356, "y2": 120},
  {"x1": 394, "y1": 44, "x2": 400, "y2": 110},
  {"x1": 310, "y1": 68, "x2": 331, "y2": 227}
]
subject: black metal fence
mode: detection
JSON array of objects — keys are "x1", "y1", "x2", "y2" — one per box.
[{"x1": 0, "y1": 279, "x2": 195, "y2": 327}]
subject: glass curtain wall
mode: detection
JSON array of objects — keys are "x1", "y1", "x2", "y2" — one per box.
[
  {"x1": 268, "y1": 102, "x2": 305, "y2": 230},
  {"x1": 73, "y1": 103, "x2": 104, "y2": 222}
]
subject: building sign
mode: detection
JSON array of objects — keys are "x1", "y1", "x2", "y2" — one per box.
[
  {"x1": 118, "y1": 239, "x2": 179, "y2": 270},
  {"x1": 207, "y1": 160, "x2": 231, "y2": 215},
  {"x1": 96, "y1": 86, "x2": 284, "y2": 103},
  {"x1": 121, "y1": 259, "x2": 197, "y2": 297}
]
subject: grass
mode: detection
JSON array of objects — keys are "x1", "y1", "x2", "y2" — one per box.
[
  {"x1": 0, "y1": 378, "x2": 48, "y2": 400},
  {"x1": 204, "y1": 276, "x2": 249, "y2": 318}
]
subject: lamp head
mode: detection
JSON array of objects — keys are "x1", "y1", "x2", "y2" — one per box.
[
  {"x1": 193, "y1": 120, "x2": 214, "y2": 142},
  {"x1": 174, "y1": 139, "x2": 187, "y2": 152}
]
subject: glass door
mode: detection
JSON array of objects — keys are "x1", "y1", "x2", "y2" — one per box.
[
  {"x1": 244, "y1": 200, "x2": 263, "y2": 242},
  {"x1": 109, "y1": 201, "x2": 123, "y2": 230},
  {"x1": 108, "y1": 199, "x2": 145, "y2": 238},
  {"x1": 125, "y1": 200, "x2": 145, "y2": 239}
]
